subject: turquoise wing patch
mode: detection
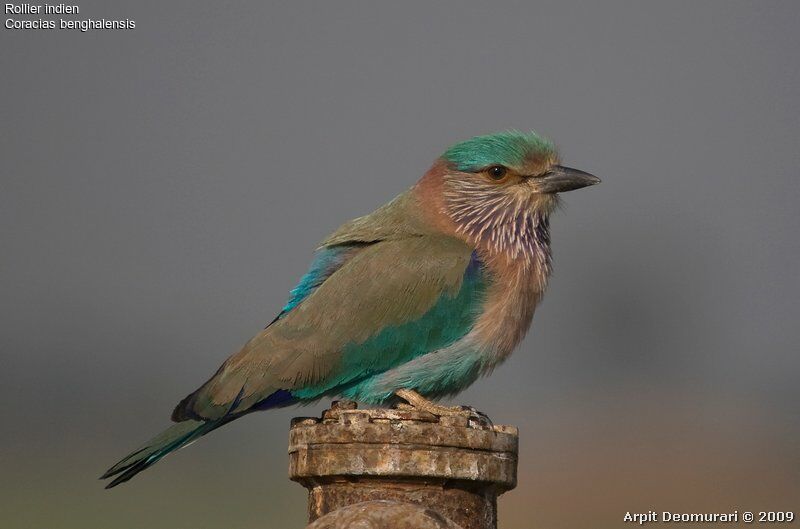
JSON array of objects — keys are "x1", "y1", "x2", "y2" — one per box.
[{"x1": 293, "y1": 252, "x2": 487, "y2": 399}]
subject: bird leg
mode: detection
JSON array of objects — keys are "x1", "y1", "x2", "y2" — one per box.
[{"x1": 395, "y1": 388, "x2": 473, "y2": 418}]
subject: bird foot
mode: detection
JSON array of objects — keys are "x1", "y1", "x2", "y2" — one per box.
[{"x1": 395, "y1": 389, "x2": 492, "y2": 427}]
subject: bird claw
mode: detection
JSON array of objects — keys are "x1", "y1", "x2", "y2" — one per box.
[
  {"x1": 457, "y1": 406, "x2": 494, "y2": 427},
  {"x1": 394, "y1": 389, "x2": 492, "y2": 427}
]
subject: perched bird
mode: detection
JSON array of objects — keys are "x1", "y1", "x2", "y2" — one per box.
[{"x1": 101, "y1": 130, "x2": 599, "y2": 488}]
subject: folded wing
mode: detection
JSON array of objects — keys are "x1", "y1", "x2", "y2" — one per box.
[{"x1": 173, "y1": 233, "x2": 483, "y2": 421}]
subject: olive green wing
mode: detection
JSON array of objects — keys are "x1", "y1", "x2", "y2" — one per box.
[{"x1": 173, "y1": 234, "x2": 477, "y2": 420}]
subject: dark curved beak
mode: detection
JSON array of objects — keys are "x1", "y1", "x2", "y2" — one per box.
[{"x1": 538, "y1": 165, "x2": 601, "y2": 193}]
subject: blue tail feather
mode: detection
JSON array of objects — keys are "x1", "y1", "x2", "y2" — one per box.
[{"x1": 101, "y1": 418, "x2": 227, "y2": 488}]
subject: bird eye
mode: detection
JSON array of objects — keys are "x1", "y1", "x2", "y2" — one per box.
[{"x1": 486, "y1": 165, "x2": 508, "y2": 181}]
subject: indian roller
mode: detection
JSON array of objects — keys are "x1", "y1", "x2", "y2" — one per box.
[{"x1": 101, "y1": 130, "x2": 600, "y2": 488}]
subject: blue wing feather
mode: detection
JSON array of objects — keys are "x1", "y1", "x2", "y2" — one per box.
[{"x1": 272, "y1": 243, "x2": 369, "y2": 322}]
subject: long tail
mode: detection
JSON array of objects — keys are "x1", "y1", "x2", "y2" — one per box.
[{"x1": 100, "y1": 418, "x2": 230, "y2": 488}]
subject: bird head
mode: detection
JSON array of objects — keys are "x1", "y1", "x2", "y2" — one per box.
[{"x1": 419, "y1": 130, "x2": 600, "y2": 260}]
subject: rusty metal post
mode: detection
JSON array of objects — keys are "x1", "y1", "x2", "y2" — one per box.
[{"x1": 289, "y1": 401, "x2": 518, "y2": 529}]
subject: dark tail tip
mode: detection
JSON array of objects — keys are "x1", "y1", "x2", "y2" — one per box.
[{"x1": 100, "y1": 420, "x2": 210, "y2": 489}]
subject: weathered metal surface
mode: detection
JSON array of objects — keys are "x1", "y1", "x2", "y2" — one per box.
[
  {"x1": 306, "y1": 500, "x2": 464, "y2": 529},
  {"x1": 289, "y1": 401, "x2": 519, "y2": 529},
  {"x1": 303, "y1": 479, "x2": 497, "y2": 529}
]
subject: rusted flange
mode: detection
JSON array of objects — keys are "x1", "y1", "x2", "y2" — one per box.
[{"x1": 290, "y1": 401, "x2": 517, "y2": 489}]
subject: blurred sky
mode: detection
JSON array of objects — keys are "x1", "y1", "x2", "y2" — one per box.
[{"x1": 1, "y1": 2, "x2": 798, "y2": 528}]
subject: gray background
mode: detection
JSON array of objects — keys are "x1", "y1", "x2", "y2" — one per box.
[{"x1": 2, "y1": 2, "x2": 798, "y2": 528}]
